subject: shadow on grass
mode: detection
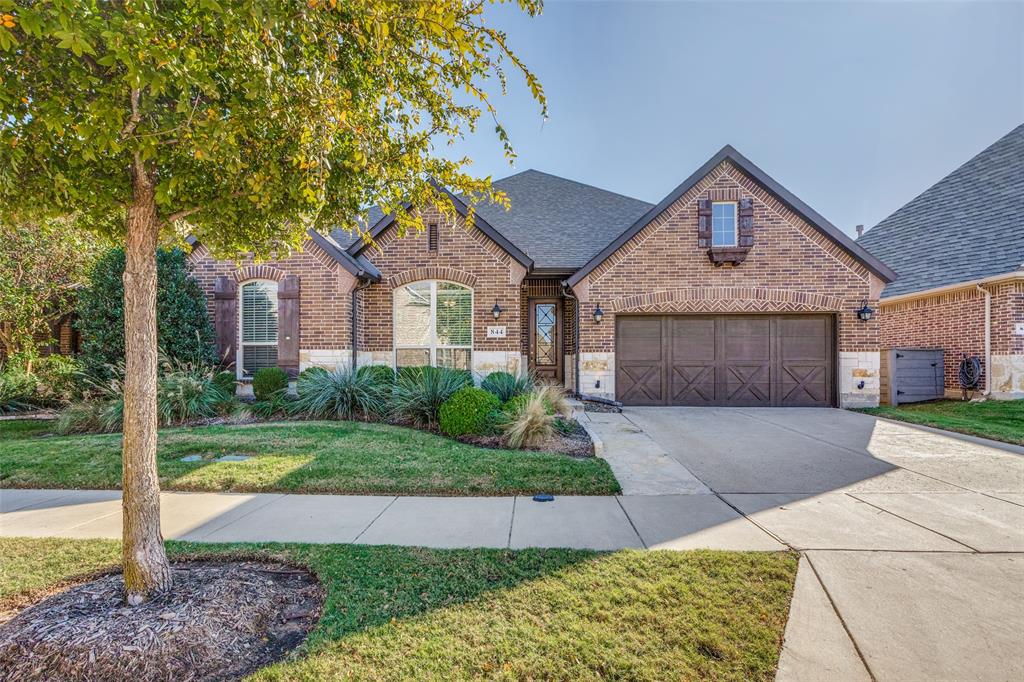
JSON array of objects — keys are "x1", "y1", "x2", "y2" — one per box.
[{"x1": 1, "y1": 537, "x2": 797, "y2": 682}]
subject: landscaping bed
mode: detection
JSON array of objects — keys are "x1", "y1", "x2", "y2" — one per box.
[
  {"x1": 0, "y1": 419, "x2": 620, "y2": 496},
  {"x1": 856, "y1": 399, "x2": 1024, "y2": 445},
  {"x1": 0, "y1": 537, "x2": 799, "y2": 681}
]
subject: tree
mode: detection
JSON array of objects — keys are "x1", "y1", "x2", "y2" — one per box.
[
  {"x1": 0, "y1": 216, "x2": 103, "y2": 369},
  {"x1": 0, "y1": 0, "x2": 544, "y2": 602},
  {"x1": 77, "y1": 247, "x2": 217, "y2": 376}
]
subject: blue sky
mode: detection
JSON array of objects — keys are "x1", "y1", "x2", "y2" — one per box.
[{"x1": 444, "y1": 0, "x2": 1024, "y2": 235}]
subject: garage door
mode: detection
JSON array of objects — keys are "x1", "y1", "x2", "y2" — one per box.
[{"x1": 615, "y1": 315, "x2": 835, "y2": 407}]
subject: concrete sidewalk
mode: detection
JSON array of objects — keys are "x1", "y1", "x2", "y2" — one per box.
[{"x1": 0, "y1": 488, "x2": 785, "y2": 551}]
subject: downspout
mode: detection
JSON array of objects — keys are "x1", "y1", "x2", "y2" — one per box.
[
  {"x1": 562, "y1": 283, "x2": 581, "y2": 397},
  {"x1": 976, "y1": 284, "x2": 991, "y2": 396},
  {"x1": 351, "y1": 275, "x2": 372, "y2": 372}
]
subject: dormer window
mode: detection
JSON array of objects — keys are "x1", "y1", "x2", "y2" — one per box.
[{"x1": 711, "y1": 202, "x2": 737, "y2": 247}]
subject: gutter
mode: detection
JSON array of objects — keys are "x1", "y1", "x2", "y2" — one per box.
[
  {"x1": 561, "y1": 282, "x2": 581, "y2": 397},
  {"x1": 880, "y1": 270, "x2": 1024, "y2": 305},
  {"x1": 977, "y1": 284, "x2": 992, "y2": 396},
  {"x1": 351, "y1": 277, "x2": 373, "y2": 371}
]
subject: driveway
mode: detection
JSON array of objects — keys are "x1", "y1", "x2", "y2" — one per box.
[{"x1": 623, "y1": 406, "x2": 1024, "y2": 681}]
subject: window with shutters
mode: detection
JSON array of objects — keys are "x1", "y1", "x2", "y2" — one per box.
[
  {"x1": 393, "y1": 280, "x2": 472, "y2": 370},
  {"x1": 239, "y1": 280, "x2": 279, "y2": 378}
]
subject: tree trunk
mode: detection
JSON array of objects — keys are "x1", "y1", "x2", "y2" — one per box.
[{"x1": 121, "y1": 157, "x2": 172, "y2": 603}]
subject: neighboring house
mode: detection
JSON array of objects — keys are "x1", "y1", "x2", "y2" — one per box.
[
  {"x1": 857, "y1": 124, "x2": 1024, "y2": 400},
  {"x1": 188, "y1": 145, "x2": 895, "y2": 408}
]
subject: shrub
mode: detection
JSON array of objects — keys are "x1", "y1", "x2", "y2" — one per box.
[
  {"x1": 212, "y1": 370, "x2": 237, "y2": 396},
  {"x1": 298, "y1": 366, "x2": 330, "y2": 383},
  {"x1": 439, "y1": 386, "x2": 501, "y2": 437},
  {"x1": 76, "y1": 247, "x2": 217, "y2": 377},
  {"x1": 500, "y1": 385, "x2": 572, "y2": 449},
  {"x1": 0, "y1": 369, "x2": 38, "y2": 414},
  {"x1": 293, "y1": 367, "x2": 382, "y2": 419},
  {"x1": 31, "y1": 355, "x2": 83, "y2": 406},
  {"x1": 389, "y1": 366, "x2": 473, "y2": 427},
  {"x1": 357, "y1": 364, "x2": 396, "y2": 387},
  {"x1": 252, "y1": 367, "x2": 289, "y2": 401},
  {"x1": 481, "y1": 371, "x2": 534, "y2": 403},
  {"x1": 250, "y1": 392, "x2": 294, "y2": 420}
]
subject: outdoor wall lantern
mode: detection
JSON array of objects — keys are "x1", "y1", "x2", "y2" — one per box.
[
  {"x1": 856, "y1": 300, "x2": 874, "y2": 322},
  {"x1": 492, "y1": 301, "x2": 502, "y2": 320},
  {"x1": 593, "y1": 304, "x2": 604, "y2": 324}
]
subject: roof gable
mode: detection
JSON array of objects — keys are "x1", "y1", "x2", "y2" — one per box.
[
  {"x1": 567, "y1": 145, "x2": 896, "y2": 287},
  {"x1": 857, "y1": 124, "x2": 1024, "y2": 298}
]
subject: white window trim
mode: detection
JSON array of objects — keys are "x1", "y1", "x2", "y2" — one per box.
[
  {"x1": 237, "y1": 279, "x2": 279, "y2": 380},
  {"x1": 392, "y1": 279, "x2": 473, "y2": 369},
  {"x1": 711, "y1": 201, "x2": 738, "y2": 248}
]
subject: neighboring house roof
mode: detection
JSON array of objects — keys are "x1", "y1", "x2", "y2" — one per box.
[
  {"x1": 566, "y1": 145, "x2": 897, "y2": 287},
  {"x1": 856, "y1": 123, "x2": 1024, "y2": 298}
]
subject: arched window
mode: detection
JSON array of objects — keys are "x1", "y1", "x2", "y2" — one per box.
[
  {"x1": 393, "y1": 281, "x2": 472, "y2": 370},
  {"x1": 239, "y1": 280, "x2": 278, "y2": 377}
]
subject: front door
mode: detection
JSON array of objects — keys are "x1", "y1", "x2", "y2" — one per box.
[{"x1": 529, "y1": 299, "x2": 563, "y2": 383}]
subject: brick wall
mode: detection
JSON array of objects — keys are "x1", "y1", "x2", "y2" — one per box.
[
  {"x1": 355, "y1": 206, "x2": 523, "y2": 365},
  {"x1": 188, "y1": 238, "x2": 356, "y2": 369},
  {"x1": 879, "y1": 278, "x2": 1023, "y2": 393}
]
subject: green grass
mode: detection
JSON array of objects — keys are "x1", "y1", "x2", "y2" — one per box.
[
  {"x1": 857, "y1": 399, "x2": 1024, "y2": 445},
  {"x1": 0, "y1": 418, "x2": 54, "y2": 441},
  {"x1": 0, "y1": 419, "x2": 620, "y2": 496},
  {"x1": 0, "y1": 537, "x2": 798, "y2": 681}
]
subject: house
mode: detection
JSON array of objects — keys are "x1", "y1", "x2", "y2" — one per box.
[
  {"x1": 857, "y1": 124, "x2": 1024, "y2": 400},
  {"x1": 187, "y1": 145, "x2": 896, "y2": 408}
]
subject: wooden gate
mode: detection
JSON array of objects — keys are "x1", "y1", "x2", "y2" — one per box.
[{"x1": 887, "y1": 348, "x2": 944, "y2": 405}]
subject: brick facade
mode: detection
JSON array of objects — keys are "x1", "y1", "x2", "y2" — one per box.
[
  {"x1": 570, "y1": 160, "x2": 881, "y2": 406},
  {"x1": 878, "y1": 277, "x2": 1024, "y2": 397}
]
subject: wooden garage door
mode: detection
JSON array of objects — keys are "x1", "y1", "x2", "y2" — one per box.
[{"x1": 616, "y1": 315, "x2": 835, "y2": 407}]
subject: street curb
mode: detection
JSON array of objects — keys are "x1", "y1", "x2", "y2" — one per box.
[{"x1": 573, "y1": 411, "x2": 605, "y2": 458}]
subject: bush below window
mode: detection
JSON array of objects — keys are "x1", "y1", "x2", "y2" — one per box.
[
  {"x1": 390, "y1": 366, "x2": 473, "y2": 427},
  {"x1": 439, "y1": 387, "x2": 501, "y2": 437},
  {"x1": 252, "y1": 367, "x2": 289, "y2": 401},
  {"x1": 292, "y1": 367, "x2": 383, "y2": 420},
  {"x1": 481, "y1": 371, "x2": 533, "y2": 403}
]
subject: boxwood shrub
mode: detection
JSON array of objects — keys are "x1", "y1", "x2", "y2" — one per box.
[
  {"x1": 252, "y1": 367, "x2": 289, "y2": 400},
  {"x1": 439, "y1": 386, "x2": 501, "y2": 437}
]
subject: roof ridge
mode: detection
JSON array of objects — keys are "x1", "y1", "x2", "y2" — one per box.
[{"x1": 496, "y1": 168, "x2": 654, "y2": 206}]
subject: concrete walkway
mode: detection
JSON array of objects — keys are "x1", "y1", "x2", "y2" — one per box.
[{"x1": 0, "y1": 488, "x2": 788, "y2": 550}]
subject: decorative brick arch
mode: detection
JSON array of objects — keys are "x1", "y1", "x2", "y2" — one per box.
[
  {"x1": 389, "y1": 266, "x2": 477, "y2": 290},
  {"x1": 610, "y1": 287, "x2": 845, "y2": 314},
  {"x1": 233, "y1": 264, "x2": 286, "y2": 283}
]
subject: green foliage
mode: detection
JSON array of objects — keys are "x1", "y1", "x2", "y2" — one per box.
[
  {"x1": 439, "y1": 387, "x2": 501, "y2": 438},
  {"x1": 252, "y1": 367, "x2": 289, "y2": 401},
  {"x1": 293, "y1": 367, "x2": 384, "y2": 420},
  {"x1": 0, "y1": 216, "x2": 103, "y2": 361},
  {"x1": 0, "y1": 368, "x2": 37, "y2": 414},
  {"x1": 481, "y1": 371, "x2": 534, "y2": 403},
  {"x1": 390, "y1": 366, "x2": 473, "y2": 427},
  {"x1": 0, "y1": 0, "x2": 546, "y2": 257},
  {"x1": 76, "y1": 248, "x2": 217, "y2": 376},
  {"x1": 357, "y1": 364, "x2": 396, "y2": 388},
  {"x1": 249, "y1": 393, "x2": 295, "y2": 420},
  {"x1": 29, "y1": 355, "x2": 83, "y2": 407},
  {"x1": 212, "y1": 371, "x2": 237, "y2": 396},
  {"x1": 298, "y1": 366, "x2": 330, "y2": 383}
]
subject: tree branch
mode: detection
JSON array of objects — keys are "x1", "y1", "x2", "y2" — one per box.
[{"x1": 120, "y1": 89, "x2": 142, "y2": 139}]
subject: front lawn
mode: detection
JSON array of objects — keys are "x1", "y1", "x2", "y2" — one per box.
[
  {"x1": 857, "y1": 399, "x2": 1024, "y2": 445},
  {"x1": 0, "y1": 419, "x2": 619, "y2": 496},
  {"x1": 0, "y1": 537, "x2": 798, "y2": 681}
]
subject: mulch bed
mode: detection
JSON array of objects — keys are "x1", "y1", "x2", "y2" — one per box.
[
  {"x1": 0, "y1": 559, "x2": 323, "y2": 681},
  {"x1": 581, "y1": 400, "x2": 621, "y2": 413}
]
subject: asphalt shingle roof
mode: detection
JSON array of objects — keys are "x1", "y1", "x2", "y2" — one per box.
[
  {"x1": 331, "y1": 170, "x2": 653, "y2": 270},
  {"x1": 857, "y1": 124, "x2": 1024, "y2": 298}
]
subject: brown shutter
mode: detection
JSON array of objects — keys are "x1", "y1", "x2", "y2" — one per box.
[
  {"x1": 697, "y1": 199, "x2": 712, "y2": 248},
  {"x1": 213, "y1": 277, "x2": 238, "y2": 369},
  {"x1": 277, "y1": 275, "x2": 300, "y2": 377},
  {"x1": 738, "y1": 198, "x2": 755, "y2": 248}
]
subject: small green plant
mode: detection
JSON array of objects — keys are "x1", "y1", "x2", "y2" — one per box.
[
  {"x1": 390, "y1": 366, "x2": 473, "y2": 427},
  {"x1": 481, "y1": 371, "x2": 534, "y2": 403},
  {"x1": 31, "y1": 356, "x2": 83, "y2": 407},
  {"x1": 250, "y1": 392, "x2": 295, "y2": 420},
  {"x1": 293, "y1": 367, "x2": 383, "y2": 420},
  {"x1": 0, "y1": 369, "x2": 38, "y2": 414},
  {"x1": 252, "y1": 367, "x2": 289, "y2": 401},
  {"x1": 439, "y1": 386, "x2": 501, "y2": 437},
  {"x1": 357, "y1": 364, "x2": 396, "y2": 388}
]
